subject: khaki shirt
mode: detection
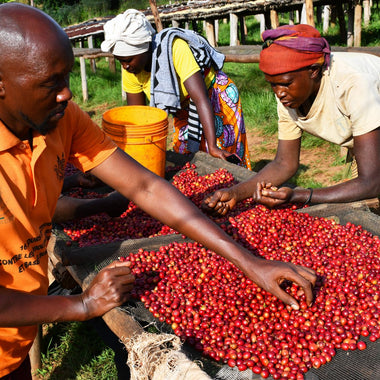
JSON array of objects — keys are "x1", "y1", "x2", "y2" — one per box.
[{"x1": 277, "y1": 52, "x2": 380, "y2": 148}]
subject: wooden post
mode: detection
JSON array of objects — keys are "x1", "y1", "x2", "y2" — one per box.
[
  {"x1": 79, "y1": 56, "x2": 88, "y2": 103},
  {"x1": 258, "y1": 14, "x2": 265, "y2": 34},
  {"x1": 230, "y1": 13, "x2": 239, "y2": 46},
  {"x1": 354, "y1": 3, "x2": 362, "y2": 47},
  {"x1": 205, "y1": 19, "x2": 216, "y2": 47},
  {"x1": 305, "y1": 0, "x2": 315, "y2": 26},
  {"x1": 172, "y1": 19, "x2": 180, "y2": 28},
  {"x1": 323, "y1": 5, "x2": 330, "y2": 34},
  {"x1": 270, "y1": 10, "x2": 279, "y2": 29},
  {"x1": 214, "y1": 19, "x2": 219, "y2": 45},
  {"x1": 149, "y1": 0, "x2": 163, "y2": 32},
  {"x1": 88, "y1": 36, "x2": 96, "y2": 73},
  {"x1": 109, "y1": 56, "x2": 116, "y2": 74},
  {"x1": 30, "y1": 325, "x2": 42, "y2": 379},
  {"x1": 301, "y1": 3, "x2": 307, "y2": 24},
  {"x1": 363, "y1": 0, "x2": 371, "y2": 27}
]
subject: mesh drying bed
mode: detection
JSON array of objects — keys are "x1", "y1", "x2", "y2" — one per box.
[
  {"x1": 56, "y1": 227, "x2": 380, "y2": 380},
  {"x1": 52, "y1": 151, "x2": 380, "y2": 380}
]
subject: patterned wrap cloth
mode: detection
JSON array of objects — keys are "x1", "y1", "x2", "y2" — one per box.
[
  {"x1": 173, "y1": 70, "x2": 251, "y2": 170},
  {"x1": 259, "y1": 24, "x2": 331, "y2": 75}
]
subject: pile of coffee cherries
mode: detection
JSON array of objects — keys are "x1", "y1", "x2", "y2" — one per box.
[
  {"x1": 123, "y1": 205, "x2": 379, "y2": 379},
  {"x1": 62, "y1": 163, "x2": 245, "y2": 247}
]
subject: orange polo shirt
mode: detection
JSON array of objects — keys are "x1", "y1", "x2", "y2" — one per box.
[{"x1": 0, "y1": 101, "x2": 117, "y2": 376}]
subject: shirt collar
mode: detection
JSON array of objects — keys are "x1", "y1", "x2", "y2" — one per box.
[{"x1": 0, "y1": 120, "x2": 22, "y2": 151}]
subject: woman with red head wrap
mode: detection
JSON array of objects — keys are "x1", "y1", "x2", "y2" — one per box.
[
  {"x1": 259, "y1": 24, "x2": 331, "y2": 75},
  {"x1": 203, "y1": 24, "x2": 380, "y2": 214}
]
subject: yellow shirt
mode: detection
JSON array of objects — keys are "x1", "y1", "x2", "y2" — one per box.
[{"x1": 122, "y1": 38, "x2": 216, "y2": 103}]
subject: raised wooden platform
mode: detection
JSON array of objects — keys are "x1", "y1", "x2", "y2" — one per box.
[{"x1": 65, "y1": 0, "x2": 350, "y2": 42}]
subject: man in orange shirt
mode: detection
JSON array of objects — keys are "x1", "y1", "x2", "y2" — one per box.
[{"x1": 0, "y1": 3, "x2": 316, "y2": 378}]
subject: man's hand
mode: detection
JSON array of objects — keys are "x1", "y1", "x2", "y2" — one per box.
[
  {"x1": 244, "y1": 255, "x2": 316, "y2": 310},
  {"x1": 202, "y1": 188, "x2": 238, "y2": 216},
  {"x1": 253, "y1": 181, "x2": 293, "y2": 208},
  {"x1": 80, "y1": 260, "x2": 135, "y2": 319}
]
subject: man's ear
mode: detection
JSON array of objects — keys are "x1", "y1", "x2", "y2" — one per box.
[{"x1": 0, "y1": 73, "x2": 5, "y2": 97}]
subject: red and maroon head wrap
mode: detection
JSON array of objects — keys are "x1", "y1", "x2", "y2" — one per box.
[{"x1": 259, "y1": 24, "x2": 331, "y2": 75}]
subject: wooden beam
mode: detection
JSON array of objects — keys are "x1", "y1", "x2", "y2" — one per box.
[
  {"x1": 149, "y1": 0, "x2": 163, "y2": 32},
  {"x1": 224, "y1": 54, "x2": 260, "y2": 63}
]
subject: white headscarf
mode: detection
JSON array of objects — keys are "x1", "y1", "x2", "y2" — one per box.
[{"x1": 101, "y1": 9, "x2": 156, "y2": 57}]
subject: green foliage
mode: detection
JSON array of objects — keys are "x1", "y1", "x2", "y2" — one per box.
[
  {"x1": 70, "y1": 58, "x2": 124, "y2": 110},
  {"x1": 37, "y1": 322, "x2": 117, "y2": 380},
  {"x1": 223, "y1": 62, "x2": 278, "y2": 135}
]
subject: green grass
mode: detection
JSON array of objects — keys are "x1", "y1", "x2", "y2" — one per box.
[{"x1": 37, "y1": 322, "x2": 118, "y2": 379}]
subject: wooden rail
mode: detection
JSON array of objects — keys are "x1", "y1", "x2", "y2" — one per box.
[{"x1": 73, "y1": 45, "x2": 380, "y2": 101}]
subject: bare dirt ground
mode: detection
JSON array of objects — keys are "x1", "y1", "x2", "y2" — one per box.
[{"x1": 246, "y1": 130, "x2": 346, "y2": 187}]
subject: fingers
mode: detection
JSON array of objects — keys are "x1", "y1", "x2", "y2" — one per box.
[
  {"x1": 215, "y1": 201, "x2": 230, "y2": 215},
  {"x1": 252, "y1": 182, "x2": 263, "y2": 202},
  {"x1": 202, "y1": 192, "x2": 220, "y2": 208},
  {"x1": 202, "y1": 198, "x2": 229, "y2": 216},
  {"x1": 203, "y1": 192, "x2": 229, "y2": 212},
  {"x1": 82, "y1": 261, "x2": 136, "y2": 318},
  {"x1": 98, "y1": 261, "x2": 135, "y2": 287},
  {"x1": 104, "y1": 260, "x2": 131, "y2": 269},
  {"x1": 277, "y1": 265, "x2": 317, "y2": 309}
]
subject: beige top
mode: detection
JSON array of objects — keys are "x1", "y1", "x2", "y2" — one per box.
[{"x1": 277, "y1": 52, "x2": 380, "y2": 148}]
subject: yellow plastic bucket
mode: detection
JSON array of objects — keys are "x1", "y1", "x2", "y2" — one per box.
[{"x1": 102, "y1": 106, "x2": 168, "y2": 177}]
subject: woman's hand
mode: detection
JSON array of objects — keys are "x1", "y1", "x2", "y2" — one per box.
[
  {"x1": 208, "y1": 145, "x2": 229, "y2": 160},
  {"x1": 202, "y1": 187, "x2": 238, "y2": 216},
  {"x1": 253, "y1": 181, "x2": 293, "y2": 207}
]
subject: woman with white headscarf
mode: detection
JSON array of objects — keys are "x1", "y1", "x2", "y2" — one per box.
[{"x1": 101, "y1": 9, "x2": 252, "y2": 169}]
